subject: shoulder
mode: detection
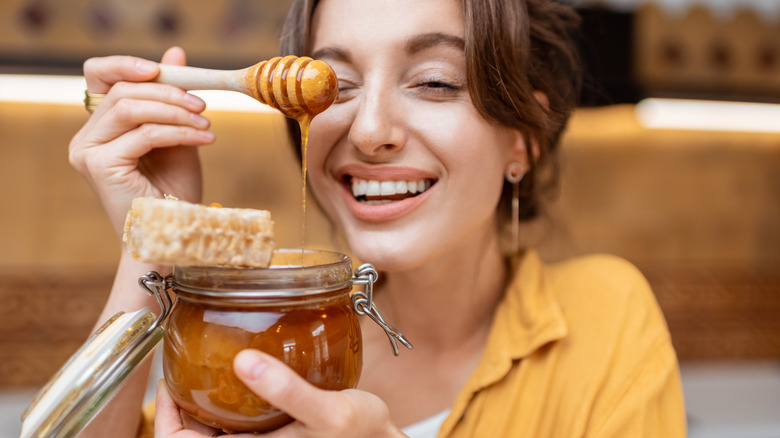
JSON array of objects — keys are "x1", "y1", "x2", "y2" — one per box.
[
  {"x1": 530, "y1": 252, "x2": 674, "y2": 369},
  {"x1": 539, "y1": 255, "x2": 686, "y2": 434},
  {"x1": 542, "y1": 253, "x2": 660, "y2": 326},
  {"x1": 546, "y1": 253, "x2": 650, "y2": 294},
  {"x1": 498, "y1": 253, "x2": 685, "y2": 434},
  {"x1": 507, "y1": 251, "x2": 671, "y2": 357}
]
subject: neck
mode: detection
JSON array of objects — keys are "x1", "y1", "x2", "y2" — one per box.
[
  {"x1": 354, "y1": 227, "x2": 510, "y2": 427},
  {"x1": 371, "y1": 227, "x2": 508, "y2": 352}
]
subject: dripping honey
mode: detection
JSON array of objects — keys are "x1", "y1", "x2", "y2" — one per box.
[
  {"x1": 259, "y1": 56, "x2": 336, "y2": 265},
  {"x1": 267, "y1": 65, "x2": 310, "y2": 265},
  {"x1": 299, "y1": 115, "x2": 311, "y2": 263}
]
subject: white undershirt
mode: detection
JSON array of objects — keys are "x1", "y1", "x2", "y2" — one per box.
[{"x1": 401, "y1": 409, "x2": 451, "y2": 438}]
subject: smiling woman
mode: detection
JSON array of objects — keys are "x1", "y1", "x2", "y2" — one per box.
[{"x1": 61, "y1": 0, "x2": 686, "y2": 437}]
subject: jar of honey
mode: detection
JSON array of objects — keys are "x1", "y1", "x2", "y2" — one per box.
[
  {"x1": 20, "y1": 249, "x2": 411, "y2": 437},
  {"x1": 158, "y1": 249, "x2": 411, "y2": 433},
  {"x1": 164, "y1": 249, "x2": 361, "y2": 432}
]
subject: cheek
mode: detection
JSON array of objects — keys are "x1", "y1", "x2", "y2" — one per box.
[
  {"x1": 417, "y1": 108, "x2": 513, "y2": 178},
  {"x1": 420, "y1": 111, "x2": 514, "y2": 217},
  {"x1": 307, "y1": 102, "x2": 354, "y2": 153}
]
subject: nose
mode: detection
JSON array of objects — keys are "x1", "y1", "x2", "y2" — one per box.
[{"x1": 347, "y1": 85, "x2": 406, "y2": 158}]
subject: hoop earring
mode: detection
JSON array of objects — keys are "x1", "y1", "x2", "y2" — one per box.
[{"x1": 504, "y1": 162, "x2": 525, "y2": 255}]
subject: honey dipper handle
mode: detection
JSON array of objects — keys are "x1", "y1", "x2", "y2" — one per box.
[{"x1": 154, "y1": 64, "x2": 255, "y2": 96}]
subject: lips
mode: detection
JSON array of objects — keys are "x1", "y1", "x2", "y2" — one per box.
[
  {"x1": 351, "y1": 178, "x2": 433, "y2": 204},
  {"x1": 335, "y1": 165, "x2": 437, "y2": 222}
]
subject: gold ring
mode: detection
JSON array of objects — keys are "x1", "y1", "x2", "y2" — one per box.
[{"x1": 84, "y1": 90, "x2": 106, "y2": 113}]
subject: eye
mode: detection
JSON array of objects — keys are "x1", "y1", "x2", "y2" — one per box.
[
  {"x1": 335, "y1": 80, "x2": 358, "y2": 103},
  {"x1": 416, "y1": 80, "x2": 459, "y2": 91},
  {"x1": 410, "y1": 78, "x2": 462, "y2": 101}
]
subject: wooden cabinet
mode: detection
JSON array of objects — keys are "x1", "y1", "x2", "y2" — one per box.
[
  {"x1": 635, "y1": 4, "x2": 780, "y2": 99},
  {"x1": 0, "y1": 0, "x2": 293, "y2": 71}
]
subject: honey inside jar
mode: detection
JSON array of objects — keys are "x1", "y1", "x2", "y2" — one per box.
[{"x1": 163, "y1": 250, "x2": 363, "y2": 433}]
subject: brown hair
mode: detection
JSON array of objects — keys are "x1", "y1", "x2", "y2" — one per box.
[{"x1": 280, "y1": 0, "x2": 581, "y2": 223}]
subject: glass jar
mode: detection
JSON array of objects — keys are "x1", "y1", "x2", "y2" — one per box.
[
  {"x1": 164, "y1": 249, "x2": 361, "y2": 432},
  {"x1": 20, "y1": 249, "x2": 411, "y2": 437},
  {"x1": 161, "y1": 249, "x2": 411, "y2": 433}
]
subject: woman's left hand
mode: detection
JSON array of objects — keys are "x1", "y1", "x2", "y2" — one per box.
[{"x1": 155, "y1": 349, "x2": 407, "y2": 437}]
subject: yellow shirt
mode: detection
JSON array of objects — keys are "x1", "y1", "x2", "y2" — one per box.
[
  {"x1": 440, "y1": 251, "x2": 686, "y2": 437},
  {"x1": 139, "y1": 251, "x2": 686, "y2": 437}
]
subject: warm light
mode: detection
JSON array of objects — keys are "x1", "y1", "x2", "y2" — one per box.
[
  {"x1": 636, "y1": 98, "x2": 780, "y2": 134},
  {"x1": 0, "y1": 74, "x2": 275, "y2": 113}
]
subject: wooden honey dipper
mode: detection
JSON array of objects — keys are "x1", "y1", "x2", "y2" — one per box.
[
  {"x1": 154, "y1": 55, "x2": 338, "y2": 119},
  {"x1": 154, "y1": 55, "x2": 335, "y2": 264}
]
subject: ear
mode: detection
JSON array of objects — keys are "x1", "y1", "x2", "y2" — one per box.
[
  {"x1": 506, "y1": 129, "x2": 531, "y2": 174},
  {"x1": 506, "y1": 91, "x2": 549, "y2": 170}
]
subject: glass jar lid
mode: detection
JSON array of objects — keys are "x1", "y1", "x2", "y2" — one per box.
[
  {"x1": 20, "y1": 271, "x2": 173, "y2": 438},
  {"x1": 20, "y1": 308, "x2": 163, "y2": 438}
]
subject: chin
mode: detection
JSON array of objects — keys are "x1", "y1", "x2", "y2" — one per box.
[
  {"x1": 342, "y1": 228, "x2": 438, "y2": 274},
  {"x1": 353, "y1": 249, "x2": 421, "y2": 274}
]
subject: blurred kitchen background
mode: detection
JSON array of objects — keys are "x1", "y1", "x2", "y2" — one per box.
[{"x1": 0, "y1": 0, "x2": 778, "y2": 437}]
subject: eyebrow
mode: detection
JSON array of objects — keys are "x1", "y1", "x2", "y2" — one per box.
[
  {"x1": 310, "y1": 47, "x2": 352, "y2": 64},
  {"x1": 310, "y1": 32, "x2": 465, "y2": 63},
  {"x1": 405, "y1": 32, "x2": 465, "y2": 55}
]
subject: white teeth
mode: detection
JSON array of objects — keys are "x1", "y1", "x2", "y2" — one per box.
[
  {"x1": 352, "y1": 179, "x2": 367, "y2": 197},
  {"x1": 380, "y1": 181, "x2": 396, "y2": 195},
  {"x1": 351, "y1": 178, "x2": 432, "y2": 199},
  {"x1": 365, "y1": 180, "x2": 381, "y2": 196}
]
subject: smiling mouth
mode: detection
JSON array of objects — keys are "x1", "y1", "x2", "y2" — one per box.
[{"x1": 349, "y1": 177, "x2": 434, "y2": 205}]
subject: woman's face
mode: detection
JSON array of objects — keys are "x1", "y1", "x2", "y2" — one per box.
[{"x1": 307, "y1": 0, "x2": 524, "y2": 271}]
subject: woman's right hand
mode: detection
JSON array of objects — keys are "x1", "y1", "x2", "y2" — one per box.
[{"x1": 69, "y1": 46, "x2": 216, "y2": 239}]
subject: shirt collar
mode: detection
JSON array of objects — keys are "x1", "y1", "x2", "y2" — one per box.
[{"x1": 468, "y1": 250, "x2": 568, "y2": 390}]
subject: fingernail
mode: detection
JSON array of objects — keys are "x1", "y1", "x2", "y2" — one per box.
[
  {"x1": 198, "y1": 130, "x2": 216, "y2": 142},
  {"x1": 185, "y1": 93, "x2": 205, "y2": 110},
  {"x1": 235, "y1": 350, "x2": 268, "y2": 381},
  {"x1": 191, "y1": 113, "x2": 210, "y2": 128},
  {"x1": 136, "y1": 59, "x2": 158, "y2": 74}
]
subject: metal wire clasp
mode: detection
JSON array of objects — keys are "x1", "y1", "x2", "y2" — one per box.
[
  {"x1": 351, "y1": 264, "x2": 412, "y2": 356},
  {"x1": 138, "y1": 271, "x2": 174, "y2": 328}
]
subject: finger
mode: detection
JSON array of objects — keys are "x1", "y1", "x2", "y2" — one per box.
[
  {"x1": 70, "y1": 121, "x2": 212, "y2": 180},
  {"x1": 74, "y1": 122, "x2": 211, "y2": 171},
  {"x1": 94, "y1": 81, "x2": 206, "y2": 117},
  {"x1": 233, "y1": 350, "x2": 338, "y2": 427},
  {"x1": 89, "y1": 96, "x2": 210, "y2": 144},
  {"x1": 83, "y1": 55, "x2": 160, "y2": 94},
  {"x1": 109, "y1": 123, "x2": 216, "y2": 159},
  {"x1": 155, "y1": 379, "x2": 188, "y2": 435},
  {"x1": 161, "y1": 46, "x2": 187, "y2": 66},
  {"x1": 156, "y1": 380, "x2": 218, "y2": 437}
]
